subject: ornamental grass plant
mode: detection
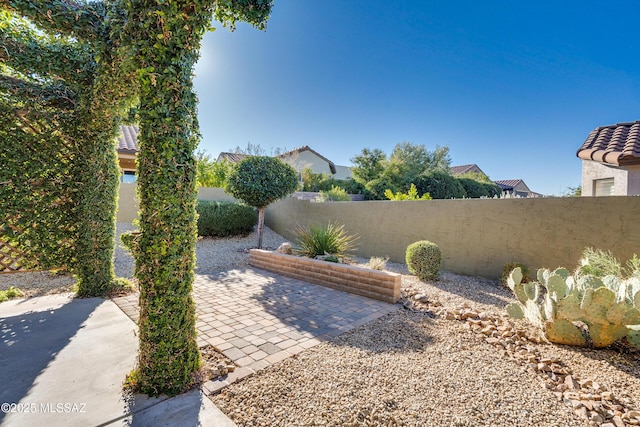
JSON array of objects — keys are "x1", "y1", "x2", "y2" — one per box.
[{"x1": 293, "y1": 222, "x2": 358, "y2": 260}]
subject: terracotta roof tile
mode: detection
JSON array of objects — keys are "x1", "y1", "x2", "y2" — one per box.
[
  {"x1": 577, "y1": 120, "x2": 640, "y2": 166},
  {"x1": 117, "y1": 125, "x2": 139, "y2": 153}
]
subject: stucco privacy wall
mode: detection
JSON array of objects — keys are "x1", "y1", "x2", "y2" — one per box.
[
  {"x1": 116, "y1": 183, "x2": 236, "y2": 222},
  {"x1": 265, "y1": 196, "x2": 640, "y2": 280}
]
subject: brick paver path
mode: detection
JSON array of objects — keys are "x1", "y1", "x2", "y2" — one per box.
[{"x1": 113, "y1": 267, "x2": 399, "y2": 392}]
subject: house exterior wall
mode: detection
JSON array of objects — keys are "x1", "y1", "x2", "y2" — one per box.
[
  {"x1": 581, "y1": 160, "x2": 634, "y2": 196},
  {"x1": 280, "y1": 150, "x2": 334, "y2": 176},
  {"x1": 118, "y1": 153, "x2": 136, "y2": 172},
  {"x1": 626, "y1": 165, "x2": 640, "y2": 195},
  {"x1": 333, "y1": 165, "x2": 352, "y2": 180}
]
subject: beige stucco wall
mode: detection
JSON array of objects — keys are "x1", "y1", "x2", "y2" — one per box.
[
  {"x1": 116, "y1": 184, "x2": 237, "y2": 222},
  {"x1": 265, "y1": 196, "x2": 640, "y2": 280},
  {"x1": 580, "y1": 160, "x2": 640, "y2": 196}
]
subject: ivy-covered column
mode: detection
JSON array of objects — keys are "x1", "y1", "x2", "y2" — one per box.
[
  {"x1": 72, "y1": 119, "x2": 122, "y2": 297},
  {"x1": 124, "y1": 1, "x2": 209, "y2": 395}
]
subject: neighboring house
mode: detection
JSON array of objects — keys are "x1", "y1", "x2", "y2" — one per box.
[
  {"x1": 577, "y1": 120, "x2": 640, "y2": 196},
  {"x1": 452, "y1": 164, "x2": 543, "y2": 197},
  {"x1": 117, "y1": 125, "x2": 139, "y2": 183},
  {"x1": 217, "y1": 145, "x2": 352, "y2": 180},
  {"x1": 450, "y1": 164, "x2": 486, "y2": 176},
  {"x1": 216, "y1": 152, "x2": 248, "y2": 164},
  {"x1": 494, "y1": 179, "x2": 543, "y2": 198}
]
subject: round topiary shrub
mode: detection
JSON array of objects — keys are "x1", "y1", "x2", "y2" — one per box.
[{"x1": 406, "y1": 240, "x2": 442, "y2": 280}]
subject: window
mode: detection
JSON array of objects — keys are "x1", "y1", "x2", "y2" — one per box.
[
  {"x1": 593, "y1": 178, "x2": 614, "y2": 196},
  {"x1": 121, "y1": 170, "x2": 137, "y2": 183}
]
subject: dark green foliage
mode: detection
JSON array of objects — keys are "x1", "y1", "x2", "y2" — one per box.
[
  {"x1": 0, "y1": 4, "x2": 135, "y2": 295},
  {"x1": 414, "y1": 171, "x2": 466, "y2": 199},
  {"x1": 350, "y1": 143, "x2": 453, "y2": 200},
  {"x1": 226, "y1": 156, "x2": 298, "y2": 209},
  {"x1": 339, "y1": 178, "x2": 366, "y2": 195},
  {"x1": 350, "y1": 148, "x2": 387, "y2": 184},
  {"x1": 226, "y1": 156, "x2": 297, "y2": 248},
  {"x1": 196, "y1": 201, "x2": 257, "y2": 237},
  {"x1": 458, "y1": 177, "x2": 489, "y2": 198},
  {"x1": 501, "y1": 262, "x2": 530, "y2": 287},
  {"x1": 406, "y1": 240, "x2": 442, "y2": 280},
  {"x1": 293, "y1": 222, "x2": 359, "y2": 259},
  {"x1": 300, "y1": 168, "x2": 365, "y2": 195},
  {"x1": 366, "y1": 176, "x2": 400, "y2": 200},
  {"x1": 483, "y1": 182, "x2": 503, "y2": 198},
  {"x1": 457, "y1": 172, "x2": 502, "y2": 198}
]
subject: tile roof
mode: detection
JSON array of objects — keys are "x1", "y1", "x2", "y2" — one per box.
[
  {"x1": 217, "y1": 152, "x2": 249, "y2": 163},
  {"x1": 494, "y1": 179, "x2": 525, "y2": 190},
  {"x1": 450, "y1": 164, "x2": 480, "y2": 175},
  {"x1": 217, "y1": 146, "x2": 338, "y2": 174},
  {"x1": 577, "y1": 120, "x2": 640, "y2": 166},
  {"x1": 117, "y1": 125, "x2": 139, "y2": 153}
]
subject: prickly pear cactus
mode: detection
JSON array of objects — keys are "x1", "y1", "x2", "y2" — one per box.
[
  {"x1": 628, "y1": 326, "x2": 640, "y2": 350},
  {"x1": 505, "y1": 267, "x2": 640, "y2": 348}
]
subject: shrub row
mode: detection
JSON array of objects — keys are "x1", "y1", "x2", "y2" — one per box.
[{"x1": 196, "y1": 201, "x2": 257, "y2": 237}]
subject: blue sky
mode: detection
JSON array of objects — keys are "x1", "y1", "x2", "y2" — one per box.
[{"x1": 193, "y1": 1, "x2": 640, "y2": 196}]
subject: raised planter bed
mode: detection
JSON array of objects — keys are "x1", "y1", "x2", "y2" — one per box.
[{"x1": 248, "y1": 249, "x2": 401, "y2": 303}]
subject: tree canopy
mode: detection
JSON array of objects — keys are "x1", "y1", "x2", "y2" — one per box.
[
  {"x1": 225, "y1": 156, "x2": 297, "y2": 248},
  {"x1": 349, "y1": 142, "x2": 504, "y2": 200}
]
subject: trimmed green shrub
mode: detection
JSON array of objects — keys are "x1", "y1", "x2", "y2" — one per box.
[
  {"x1": 501, "y1": 262, "x2": 530, "y2": 287},
  {"x1": 482, "y1": 182, "x2": 503, "y2": 198},
  {"x1": 457, "y1": 177, "x2": 489, "y2": 198},
  {"x1": 414, "y1": 171, "x2": 466, "y2": 199},
  {"x1": 406, "y1": 240, "x2": 442, "y2": 280},
  {"x1": 196, "y1": 201, "x2": 257, "y2": 237},
  {"x1": 294, "y1": 222, "x2": 358, "y2": 259}
]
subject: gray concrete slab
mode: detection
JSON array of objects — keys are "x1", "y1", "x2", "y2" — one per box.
[
  {"x1": 112, "y1": 389, "x2": 237, "y2": 427},
  {"x1": 1, "y1": 293, "x2": 237, "y2": 427},
  {"x1": 0, "y1": 293, "x2": 141, "y2": 426}
]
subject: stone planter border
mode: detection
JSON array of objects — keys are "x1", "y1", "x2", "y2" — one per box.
[{"x1": 248, "y1": 249, "x2": 401, "y2": 303}]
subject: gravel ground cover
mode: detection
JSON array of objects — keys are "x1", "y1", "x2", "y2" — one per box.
[
  {"x1": 210, "y1": 269, "x2": 640, "y2": 427},
  {"x1": 2, "y1": 225, "x2": 639, "y2": 426}
]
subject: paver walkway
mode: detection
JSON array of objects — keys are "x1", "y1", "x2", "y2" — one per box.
[{"x1": 113, "y1": 267, "x2": 399, "y2": 393}]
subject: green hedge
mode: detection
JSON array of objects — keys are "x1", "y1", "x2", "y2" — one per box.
[{"x1": 196, "y1": 201, "x2": 257, "y2": 237}]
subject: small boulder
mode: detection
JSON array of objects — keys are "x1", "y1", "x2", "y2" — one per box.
[{"x1": 276, "y1": 242, "x2": 293, "y2": 255}]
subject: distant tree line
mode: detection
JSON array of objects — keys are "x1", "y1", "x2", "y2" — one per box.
[{"x1": 196, "y1": 141, "x2": 503, "y2": 200}]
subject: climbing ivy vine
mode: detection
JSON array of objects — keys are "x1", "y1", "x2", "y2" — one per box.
[{"x1": 1, "y1": 0, "x2": 273, "y2": 396}]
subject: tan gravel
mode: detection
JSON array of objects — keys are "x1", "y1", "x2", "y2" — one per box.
[{"x1": 209, "y1": 261, "x2": 640, "y2": 427}]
